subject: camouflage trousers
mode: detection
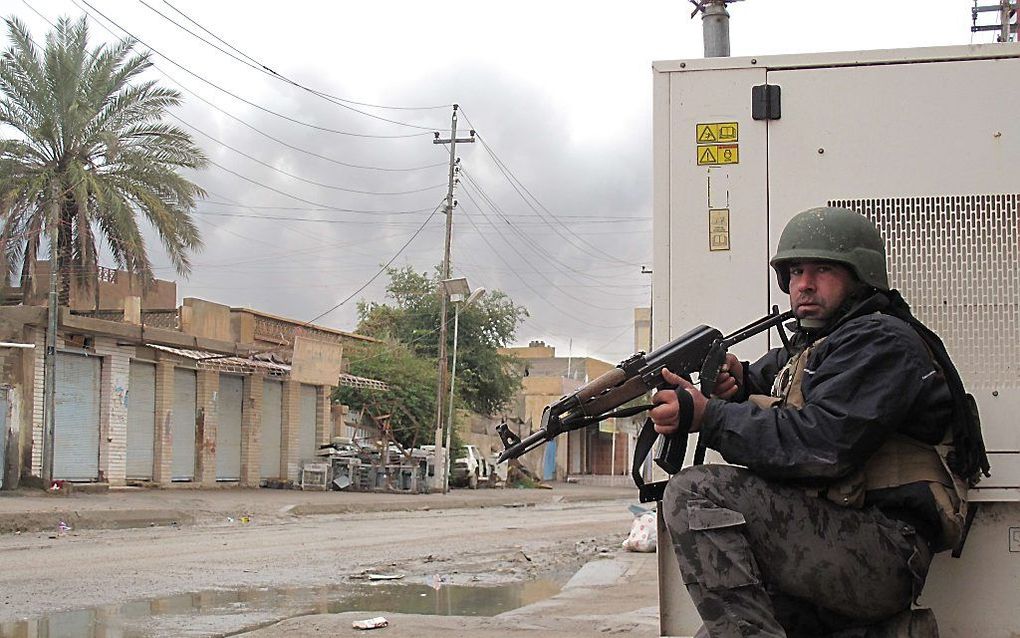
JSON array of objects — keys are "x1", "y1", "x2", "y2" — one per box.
[{"x1": 662, "y1": 465, "x2": 932, "y2": 638}]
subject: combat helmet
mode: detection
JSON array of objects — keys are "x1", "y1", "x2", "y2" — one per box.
[{"x1": 770, "y1": 206, "x2": 889, "y2": 293}]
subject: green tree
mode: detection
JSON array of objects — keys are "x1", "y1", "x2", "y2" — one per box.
[
  {"x1": 0, "y1": 16, "x2": 206, "y2": 302},
  {"x1": 356, "y1": 266, "x2": 528, "y2": 415},
  {"x1": 334, "y1": 340, "x2": 438, "y2": 450}
]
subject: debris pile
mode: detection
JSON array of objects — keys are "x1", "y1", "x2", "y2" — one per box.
[{"x1": 308, "y1": 437, "x2": 431, "y2": 494}]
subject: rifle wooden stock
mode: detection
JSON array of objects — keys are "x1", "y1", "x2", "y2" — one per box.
[
  {"x1": 573, "y1": 375, "x2": 651, "y2": 420},
  {"x1": 573, "y1": 367, "x2": 627, "y2": 402}
]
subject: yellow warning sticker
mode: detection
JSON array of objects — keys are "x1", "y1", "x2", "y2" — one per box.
[
  {"x1": 709, "y1": 208, "x2": 730, "y2": 251},
  {"x1": 697, "y1": 144, "x2": 739, "y2": 166},
  {"x1": 696, "y1": 122, "x2": 738, "y2": 144}
]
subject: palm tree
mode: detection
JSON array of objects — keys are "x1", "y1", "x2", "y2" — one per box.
[{"x1": 0, "y1": 15, "x2": 206, "y2": 304}]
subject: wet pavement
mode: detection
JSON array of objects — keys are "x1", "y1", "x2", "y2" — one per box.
[
  {"x1": 0, "y1": 482, "x2": 660, "y2": 637},
  {"x1": 0, "y1": 575, "x2": 573, "y2": 637}
]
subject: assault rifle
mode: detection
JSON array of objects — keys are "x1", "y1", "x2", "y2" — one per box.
[{"x1": 497, "y1": 307, "x2": 793, "y2": 502}]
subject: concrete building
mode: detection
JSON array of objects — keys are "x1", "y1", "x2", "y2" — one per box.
[
  {"x1": 499, "y1": 341, "x2": 634, "y2": 482},
  {"x1": 0, "y1": 265, "x2": 383, "y2": 490}
]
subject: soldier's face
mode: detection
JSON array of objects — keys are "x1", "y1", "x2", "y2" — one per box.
[{"x1": 787, "y1": 261, "x2": 857, "y2": 322}]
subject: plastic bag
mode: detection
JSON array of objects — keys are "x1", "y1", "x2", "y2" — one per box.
[{"x1": 621, "y1": 510, "x2": 657, "y2": 552}]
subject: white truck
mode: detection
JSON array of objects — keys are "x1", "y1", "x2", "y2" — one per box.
[
  {"x1": 651, "y1": 44, "x2": 1020, "y2": 637},
  {"x1": 451, "y1": 444, "x2": 493, "y2": 489}
]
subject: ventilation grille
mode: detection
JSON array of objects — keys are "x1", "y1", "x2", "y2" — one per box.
[{"x1": 830, "y1": 195, "x2": 1020, "y2": 389}]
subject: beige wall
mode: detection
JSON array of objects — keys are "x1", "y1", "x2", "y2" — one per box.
[
  {"x1": 500, "y1": 344, "x2": 556, "y2": 359},
  {"x1": 635, "y1": 307, "x2": 651, "y2": 352},
  {"x1": 27, "y1": 261, "x2": 176, "y2": 310},
  {"x1": 582, "y1": 358, "x2": 614, "y2": 381},
  {"x1": 180, "y1": 298, "x2": 233, "y2": 342}
]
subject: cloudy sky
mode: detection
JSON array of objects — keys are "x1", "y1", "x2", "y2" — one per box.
[{"x1": 4, "y1": 1, "x2": 991, "y2": 363}]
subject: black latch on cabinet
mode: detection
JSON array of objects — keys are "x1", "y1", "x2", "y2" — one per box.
[{"x1": 752, "y1": 84, "x2": 781, "y2": 121}]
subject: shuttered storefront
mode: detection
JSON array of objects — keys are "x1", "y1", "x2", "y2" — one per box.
[
  {"x1": 216, "y1": 375, "x2": 244, "y2": 481},
  {"x1": 126, "y1": 361, "x2": 156, "y2": 479},
  {"x1": 171, "y1": 368, "x2": 197, "y2": 481},
  {"x1": 53, "y1": 352, "x2": 101, "y2": 481},
  {"x1": 0, "y1": 388, "x2": 8, "y2": 489},
  {"x1": 260, "y1": 379, "x2": 283, "y2": 478},
  {"x1": 299, "y1": 385, "x2": 317, "y2": 462}
]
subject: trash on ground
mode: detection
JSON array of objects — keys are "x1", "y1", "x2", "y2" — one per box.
[
  {"x1": 622, "y1": 510, "x2": 657, "y2": 552},
  {"x1": 352, "y1": 616, "x2": 389, "y2": 630},
  {"x1": 57, "y1": 521, "x2": 72, "y2": 533}
]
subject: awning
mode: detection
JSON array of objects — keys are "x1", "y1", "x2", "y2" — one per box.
[
  {"x1": 338, "y1": 373, "x2": 390, "y2": 391},
  {"x1": 148, "y1": 344, "x2": 290, "y2": 377},
  {"x1": 147, "y1": 344, "x2": 389, "y2": 390}
]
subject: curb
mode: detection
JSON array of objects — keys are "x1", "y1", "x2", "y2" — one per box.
[
  {"x1": 0, "y1": 488, "x2": 634, "y2": 535},
  {"x1": 0, "y1": 508, "x2": 194, "y2": 534}
]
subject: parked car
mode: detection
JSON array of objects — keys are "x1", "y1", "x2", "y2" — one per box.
[{"x1": 450, "y1": 444, "x2": 492, "y2": 489}]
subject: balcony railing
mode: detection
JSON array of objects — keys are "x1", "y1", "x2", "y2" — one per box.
[{"x1": 71, "y1": 308, "x2": 180, "y2": 330}]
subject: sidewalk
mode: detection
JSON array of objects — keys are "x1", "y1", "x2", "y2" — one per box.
[{"x1": 0, "y1": 482, "x2": 637, "y2": 534}]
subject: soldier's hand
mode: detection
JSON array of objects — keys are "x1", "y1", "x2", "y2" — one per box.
[
  {"x1": 712, "y1": 354, "x2": 743, "y2": 400},
  {"x1": 650, "y1": 368, "x2": 707, "y2": 434}
]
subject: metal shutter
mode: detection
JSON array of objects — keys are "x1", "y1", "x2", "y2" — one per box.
[
  {"x1": 0, "y1": 387, "x2": 7, "y2": 489},
  {"x1": 260, "y1": 379, "x2": 283, "y2": 478},
  {"x1": 126, "y1": 361, "x2": 156, "y2": 479},
  {"x1": 299, "y1": 385, "x2": 317, "y2": 462},
  {"x1": 216, "y1": 375, "x2": 244, "y2": 481},
  {"x1": 171, "y1": 368, "x2": 196, "y2": 481},
  {"x1": 53, "y1": 352, "x2": 101, "y2": 481}
]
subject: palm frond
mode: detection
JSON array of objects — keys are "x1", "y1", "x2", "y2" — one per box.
[{"x1": 0, "y1": 14, "x2": 206, "y2": 297}]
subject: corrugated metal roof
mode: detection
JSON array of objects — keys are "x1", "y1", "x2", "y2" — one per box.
[
  {"x1": 338, "y1": 373, "x2": 389, "y2": 391},
  {"x1": 148, "y1": 344, "x2": 290, "y2": 377},
  {"x1": 147, "y1": 344, "x2": 389, "y2": 390}
]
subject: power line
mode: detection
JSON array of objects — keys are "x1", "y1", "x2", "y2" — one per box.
[
  {"x1": 20, "y1": 0, "x2": 447, "y2": 175},
  {"x1": 457, "y1": 188, "x2": 631, "y2": 313},
  {"x1": 169, "y1": 114, "x2": 445, "y2": 196},
  {"x1": 459, "y1": 108, "x2": 643, "y2": 268},
  {"x1": 201, "y1": 157, "x2": 437, "y2": 214},
  {"x1": 454, "y1": 193, "x2": 630, "y2": 329},
  {"x1": 303, "y1": 202, "x2": 444, "y2": 325},
  {"x1": 459, "y1": 170, "x2": 636, "y2": 283},
  {"x1": 198, "y1": 200, "x2": 648, "y2": 221},
  {"x1": 150, "y1": 0, "x2": 452, "y2": 114},
  {"x1": 192, "y1": 211, "x2": 434, "y2": 224},
  {"x1": 72, "y1": 0, "x2": 433, "y2": 139}
]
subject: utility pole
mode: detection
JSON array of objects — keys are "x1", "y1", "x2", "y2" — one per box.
[
  {"x1": 971, "y1": 0, "x2": 1017, "y2": 41},
  {"x1": 431, "y1": 105, "x2": 475, "y2": 492},
  {"x1": 689, "y1": 0, "x2": 743, "y2": 57},
  {"x1": 41, "y1": 184, "x2": 60, "y2": 485}
]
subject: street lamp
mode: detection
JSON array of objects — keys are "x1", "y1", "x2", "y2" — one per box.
[{"x1": 440, "y1": 277, "x2": 485, "y2": 493}]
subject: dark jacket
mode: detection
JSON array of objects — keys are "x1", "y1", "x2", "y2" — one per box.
[{"x1": 699, "y1": 306, "x2": 954, "y2": 543}]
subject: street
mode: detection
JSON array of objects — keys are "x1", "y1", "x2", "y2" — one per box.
[{"x1": 0, "y1": 492, "x2": 657, "y2": 637}]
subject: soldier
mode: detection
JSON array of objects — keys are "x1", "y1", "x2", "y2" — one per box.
[{"x1": 649, "y1": 207, "x2": 987, "y2": 637}]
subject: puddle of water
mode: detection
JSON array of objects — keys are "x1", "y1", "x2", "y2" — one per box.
[{"x1": 0, "y1": 577, "x2": 564, "y2": 637}]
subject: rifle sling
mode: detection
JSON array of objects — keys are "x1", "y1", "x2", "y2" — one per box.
[{"x1": 633, "y1": 389, "x2": 697, "y2": 503}]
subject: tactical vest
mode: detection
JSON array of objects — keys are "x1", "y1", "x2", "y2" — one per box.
[{"x1": 748, "y1": 338, "x2": 969, "y2": 552}]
